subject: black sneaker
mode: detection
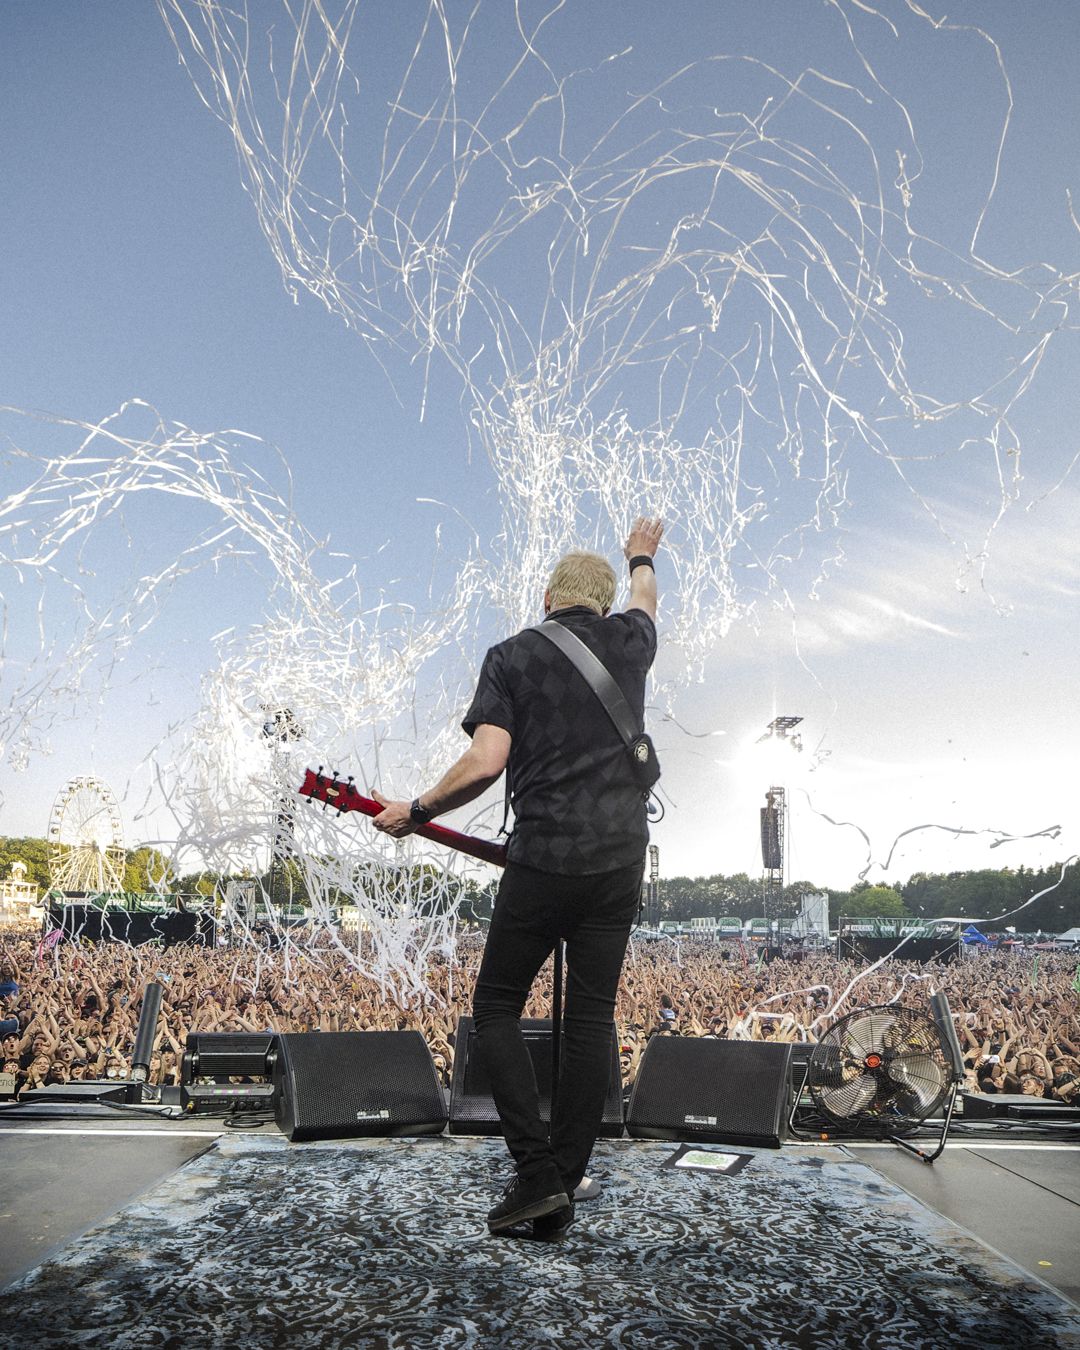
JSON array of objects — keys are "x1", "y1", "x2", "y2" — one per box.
[
  {"x1": 487, "y1": 1174, "x2": 570, "y2": 1233},
  {"x1": 533, "y1": 1198, "x2": 575, "y2": 1240}
]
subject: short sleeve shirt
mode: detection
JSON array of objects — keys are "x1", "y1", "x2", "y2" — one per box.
[{"x1": 462, "y1": 605, "x2": 657, "y2": 874}]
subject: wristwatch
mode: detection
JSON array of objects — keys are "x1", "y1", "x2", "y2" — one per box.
[{"x1": 410, "y1": 797, "x2": 435, "y2": 825}]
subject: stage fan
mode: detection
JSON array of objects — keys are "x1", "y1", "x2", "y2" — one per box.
[{"x1": 804, "y1": 993, "x2": 965, "y2": 1162}]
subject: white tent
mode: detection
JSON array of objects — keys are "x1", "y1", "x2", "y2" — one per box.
[{"x1": 1057, "y1": 927, "x2": 1080, "y2": 943}]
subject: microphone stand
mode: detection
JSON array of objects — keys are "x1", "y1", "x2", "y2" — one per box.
[{"x1": 548, "y1": 941, "x2": 600, "y2": 1203}]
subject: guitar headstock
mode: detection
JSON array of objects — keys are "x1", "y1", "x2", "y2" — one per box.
[{"x1": 296, "y1": 767, "x2": 377, "y2": 818}]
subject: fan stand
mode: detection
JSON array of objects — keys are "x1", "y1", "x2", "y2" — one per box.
[
  {"x1": 788, "y1": 1066, "x2": 961, "y2": 1163},
  {"x1": 889, "y1": 1084, "x2": 960, "y2": 1163}
]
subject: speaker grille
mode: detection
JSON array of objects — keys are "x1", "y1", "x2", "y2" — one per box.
[
  {"x1": 449, "y1": 1016, "x2": 624, "y2": 1137},
  {"x1": 274, "y1": 1031, "x2": 446, "y2": 1141},
  {"x1": 627, "y1": 1038, "x2": 792, "y2": 1148}
]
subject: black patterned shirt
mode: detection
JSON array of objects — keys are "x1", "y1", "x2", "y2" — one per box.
[{"x1": 462, "y1": 605, "x2": 657, "y2": 874}]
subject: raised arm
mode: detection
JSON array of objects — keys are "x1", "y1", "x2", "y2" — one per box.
[{"x1": 624, "y1": 516, "x2": 664, "y2": 622}]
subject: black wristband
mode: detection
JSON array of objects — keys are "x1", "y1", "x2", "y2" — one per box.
[
  {"x1": 628, "y1": 554, "x2": 655, "y2": 572},
  {"x1": 410, "y1": 797, "x2": 435, "y2": 825}
]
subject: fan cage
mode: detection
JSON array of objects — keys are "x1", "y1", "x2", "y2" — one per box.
[{"x1": 807, "y1": 1005, "x2": 953, "y2": 1138}]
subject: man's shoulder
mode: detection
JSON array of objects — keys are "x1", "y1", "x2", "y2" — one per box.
[
  {"x1": 601, "y1": 606, "x2": 657, "y2": 659},
  {"x1": 607, "y1": 606, "x2": 656, "y2": 636}
]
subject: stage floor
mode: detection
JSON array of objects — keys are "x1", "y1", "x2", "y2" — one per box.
[{"x1": 1, "y1": 1110, "x2": 1078, "y2": 1348}]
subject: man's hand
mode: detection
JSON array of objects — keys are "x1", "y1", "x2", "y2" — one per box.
[
  {"x1": 624, "y1": 516, "x2": 664, "y2": 561},
  {"x1": 370, "y1": 791, "x2": 419, "y2": 838}
]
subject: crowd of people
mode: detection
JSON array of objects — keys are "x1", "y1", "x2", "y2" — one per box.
[{"x1": 1, "y1": 925, "x2": 1078, "y2": 1107}]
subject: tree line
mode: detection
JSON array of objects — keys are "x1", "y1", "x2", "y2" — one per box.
[
  {"x1": 0, "y1": 836, "x2": 177, "y2": 898},
  {"x1": 657, "y1": 864, "x2": 1080, "y2": 932},
  {"x1": 2, "y1": 835, "x2": 1077, "y2": 933}
]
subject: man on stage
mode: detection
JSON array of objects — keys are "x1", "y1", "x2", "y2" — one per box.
[{"x1": 373, "y1": 515, "x2": 663, "y2": 1237}]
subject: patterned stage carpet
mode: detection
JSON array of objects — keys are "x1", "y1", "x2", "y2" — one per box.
[{"x1": 2, "y1": 1134, "x2": 1078, "y2": 1349}]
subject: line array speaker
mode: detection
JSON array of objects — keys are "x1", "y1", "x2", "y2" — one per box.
[
  {"x1": 273, "y1": 1031, "x2": 447, "y2": 1141},
  {"x1": 760, "y1": 807, "x2": 782, "y2": 869},
  {"x1": 448, "y1": 1015, "x2": 624, "y2": 1137},
  {"x1": 627, "y1": 1037, "x2": 793, "y2": 1148}
]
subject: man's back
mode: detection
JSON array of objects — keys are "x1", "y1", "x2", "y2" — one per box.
[{"x1": 463, "y1": 604, "x2": 656, "y2": 874}]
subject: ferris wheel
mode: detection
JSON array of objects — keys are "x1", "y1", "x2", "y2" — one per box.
[{"x1": 47, "y1": 776, "x2": 127, "y2": 894}]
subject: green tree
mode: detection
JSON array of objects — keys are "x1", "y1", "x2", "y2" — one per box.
[
  {"x1": 177, "y1": 869, "x2": 227, "y2": 898},
  {"x1": 899, "y1": 868, "x2": 1032, "y2": 924},
  {"x1": 831, "y1": 884, "x2": 909, "y2": 924},
  {"x1": 660, "y1": 872, "x2": 762, "y2": 922},
  {"x1": 123, "y1": 845, "x2": 178, "y2": 893},
  {"x1": 0, "y1": 836, "x2": 51, "y2": 892},
  {"x1": 260, "y1": 857, "x2": 311, "y2": 909}
]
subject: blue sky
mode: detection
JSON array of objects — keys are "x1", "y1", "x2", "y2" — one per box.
[{"x1": 1, "y1": 2, "x2": 1077, "y2": 895}]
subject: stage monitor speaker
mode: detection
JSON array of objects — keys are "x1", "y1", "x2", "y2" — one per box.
[
  {"x1": 448, "y1": 1015, "x2": 624, "y2": 1138},
  {"x1": 960, "y1": 1091, "x2": 1080, "y2": 1122},
  {"x1": 273, "y1": 1031, "x2": 447, "y2": 1141},
  {"x1": 627, "y1": 1037, "x2": 793, "y2": 1148}
]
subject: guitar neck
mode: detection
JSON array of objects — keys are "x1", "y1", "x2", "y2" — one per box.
[{"x1": 297, "y1": 769, "x2": 507, "y2": 869}]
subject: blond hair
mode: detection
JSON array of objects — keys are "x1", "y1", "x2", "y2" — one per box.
[{"x1": 547, "y1": 550, "x2": 616, "y2": 615}]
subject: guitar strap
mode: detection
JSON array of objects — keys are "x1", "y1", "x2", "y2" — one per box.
[
  {"x1": 536, "y1": 619, "x2": 661, "y2": 796},
  {"x1": 499, "y1": 618, "x2": 648, "y2": 840},
  {"x1": 532, "y1": 620, "x2": 641, "y2": 743}
]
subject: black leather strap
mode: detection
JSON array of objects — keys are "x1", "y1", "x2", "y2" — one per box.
[
  {"x1": 533, "y1": 620, "x2": 640, "y2": 745},
  {"x1": 410, "y1": 797, "x2": 435, "y2": 825}
]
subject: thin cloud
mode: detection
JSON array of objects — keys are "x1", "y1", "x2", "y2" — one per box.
[
  {"x1": 861, "y1": 594, "x2": 962, "y2": 639},
  {"x1": 787, "y1": 587, "x2": 961, "y2": 650}
]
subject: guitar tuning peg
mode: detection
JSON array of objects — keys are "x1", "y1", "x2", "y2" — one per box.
[
  {"x1": 347, "y1": 775, "x2": 354, "y2": 784},
  {"x1": 331, "y1": 769, "x2": 339, "y2": 780}
]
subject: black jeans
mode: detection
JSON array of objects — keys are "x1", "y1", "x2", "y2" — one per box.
[{"x1": 472, "y1": 858, "x2": 643, "y2": 1190}]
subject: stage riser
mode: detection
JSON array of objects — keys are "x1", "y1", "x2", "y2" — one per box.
[{"x1": 960, "y1": 1091, "x2": 1080, "y2": 1122}]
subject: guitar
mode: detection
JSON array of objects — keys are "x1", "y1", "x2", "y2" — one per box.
[{"x1": 296, "y1": 768, "x2": 508, "y2": 869}]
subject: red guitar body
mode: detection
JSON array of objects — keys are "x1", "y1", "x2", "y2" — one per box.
[{"x1": 297, "y1": 768, "x2": 507, "y2": 869}]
